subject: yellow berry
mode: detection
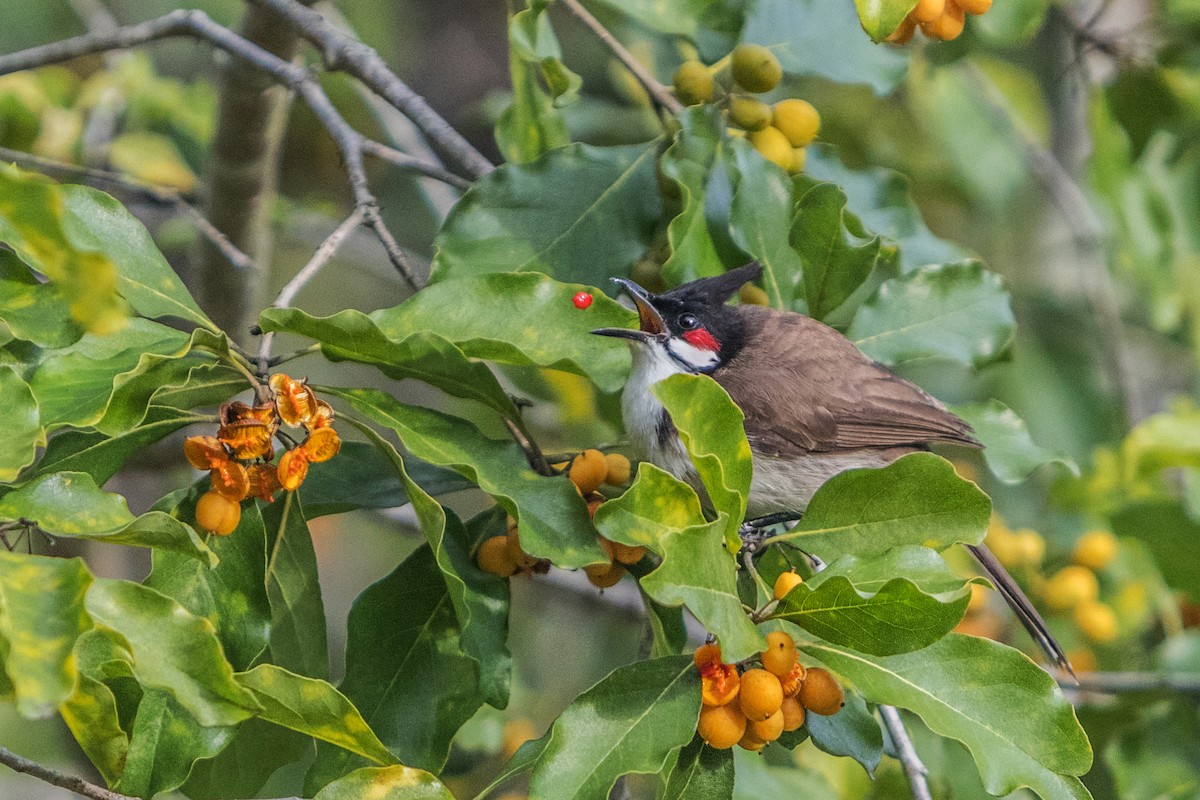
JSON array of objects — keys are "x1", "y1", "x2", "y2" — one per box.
[
  {"x1": 1073, "y1": 530, "x2": 1118, "y2": 571},
  {"x1": 920, "y1": 0, "x2": 965, "y2": 40},
  {"x1": 728, "y1": 94, "x2": 773, "y2": 131},
  {"x1": 780, "y1": 696, "x2": 805, "y2": 731},
  {"x1": 195, "y1": 491, "x2": 240, "y2": 536},
  {"x1": 773, "y1": 570, "x2": 803, "y2": 601},
  {"x1": 694, "y1": 642, "x2": 722, "y2": 669},
  {"x1": 698, "y1": 702, "x2": 746, "y2": 749},
  {"x1": 611, "y1": 541, "x2": 647, "y2": 565},
  {"x1": 739, "y1": 284, "x2": 770, "y2": 306},
  {"x1": 673, "y1": 60, "x2": 715, "y2": 106},
  {"x1": 569, "y1": 449, "x2": 608, "y2": 494},
  {"x1": 738, "y1": 668, "x2": 784, "y2": 721},
  {"x1": 1075, "y1": 601, "x2": 1118, "y2": 643},
  {"x1": 986, "y1": 525, "x2": 1023, "y2": 568},
  {"x1": 798, "y1": 667, "x2": 844, "y2": 715},
  {"x1": 505, "y1": 527, "x2": 539, "y2": 571},
  {"x1": 955, "y1": 0, "x2": 991, "y2": 13},
  {"x1": 737, "y1": 728, "x2": 767, "y2": 751},
  {"x1": 748, "y1": 126, "x2": 793, "y2": 172},
  {"x1": 771, "y1": 99, "x2": 820, "y2": 147},
  {"x1": 478, "y1": 535, "x2": 518, "y2": 577},
  {"x1": 585, "y1": 561, "x2": 626, "y2": 589},
  {"x1": 750, "y1": 708, "x2": 785, "y2": 743},
  {"x1": 761, "y1": 631, "x2": 797, "y2": 677},
  {"x1": 911, "y1": 0, "x2": 945, "y2": 23},
  {"x1": 603, "y1": 453, "x2": 631, "y2": 485},
  {"x1": 790, "y1": 147, "x2": 806, "y2": 174},
  {"x1": 1044, "y1": 566, "x2": 1101, "y2": 611},
  {"x1": 701, "y1": 663, "x2": 741, "y2": 707},
  {"x1": 730, "y1": 44, "x2": 782, "y2": 93},
  {"x1": 1014, "y1": 529, "x2": 1046, "y2": 566}
]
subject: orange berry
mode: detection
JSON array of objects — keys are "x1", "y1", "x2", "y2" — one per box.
[
  {"x1": 603, "y1": 453, "x2": 631, "y2": 485},
  {"x1": 761, "y1": 631, "x2": 797, "y2": 677},
  {"x1": 738, "y1": 668, "x2": 783, "y2": 721},
  {"x1": 611, "y1": 541, "x2": 647, "y2": 565},
  {"x1": 751, "y1": 708, "x2": 785, "y2": 742},
  {"x1": 1075, "y1": 601, "x2": 1119, "y2": 643},
  {"x1": 586, "y1": 494, "x2": 605, "y2": 519},
  {"x1": 210, "y1": 460, "x2": 249, "y2": 501},
  {"x1": 698, "y1": 703, "x2": 746, "y2": 749},
  {"x1": 694, "y1": 643, "x2": 722, "y2": 669},
  {"x1": 301, "y1": 426, "x2": 341, "y2": 463},
  {"x1": 276, "y1": 448, "x2": 310, "y2": 491},
  {"x1": 911, "y1": 0, "x2": 945, "y2": 23},
  {"x1": 773, "y1": 570, "x2": 803, "y2": 601},
  {"x1": 701, "y1": 663, "x2": 741, "y2": 707},
  {"x1": 798, "y1": 667, "x2": 844, "y2": 715},
  {"x1": 477, "y1": 535, "x2": 517, "y2": 577},
  {"x1": 737, "y1": 728, "x2": 767, "y2": 751},
  {"x1": 780, "y1": 697, "x2": 805, "y2": 731},
  {"x1": 1044, "y1": 566, "x2": 1100, "y2": 611},
  {"x1": 955, "y1": 0, "x2": 991, "y2": 13},
  {"x1": 184, "y1": 435, "x2": 228, "y2": 470},
  {"x1": 920, "y1": 0, "x2": 965, "y2": 40},
  {"x1": 505, "y1": 528, "x2": 539, "y2": 571},
  {"x1": 585, "y1": 562, "x2": 626, "y2": 589},
  {"x1": 195, "y1": 491, "x2": 240, "y2": 536},
  {"x1": 886, "y1": 15, "x2": 918, "y2": 43},
  {"x1": 780, "y1": 660, "x2": 806, "y2": 698},
  {"x1": 270, "y1": 373, "x2": 318, "y2": 426},
  {"x1": 569, "y1": 449, "x2": 607, "y2": 494},
  {"x1": 1073, "y1": 530, "x2": 1118, "y2": 571}
]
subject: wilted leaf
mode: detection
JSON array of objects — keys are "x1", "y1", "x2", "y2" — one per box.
[
  {"x1": 528, "y1": 656, "x2": 700, "y2": 799},
  {"x1": 0, "y1": 553, "x2": 92, "y2": 718}
]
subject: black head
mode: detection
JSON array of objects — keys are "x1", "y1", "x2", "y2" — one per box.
[{"x1": 591, "y1": 262, "x2": 762, "y2": 372}]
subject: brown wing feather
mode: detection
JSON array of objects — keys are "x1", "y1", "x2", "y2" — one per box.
[{"x1": 715, "y1": 307, "x2": 980, "y2": 457}]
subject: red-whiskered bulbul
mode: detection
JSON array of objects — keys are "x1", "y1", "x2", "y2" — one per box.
[{"x1": 592, "y1": 261, "x2": 1070, "y2": 672}]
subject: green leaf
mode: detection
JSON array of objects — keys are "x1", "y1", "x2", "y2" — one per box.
[
  {"x1": 593, "y1": 464, "x2": 764, "y2": 662},
  {"x1": 741, "y1": 0, "x2": 909, "y2": 95},
  {"x1": 528, "y1": 656, "x2": 700, "y2": 799},
  {"x1": 1105, "y1": 700, "x2": 1200, "y2": 800},
  {"x1": 1112, "y1": 501, "x2": 1200, "y2": 603},
  {"x1": 804, "y1": 686, "x2": 883, "y2": 776},
  {"x1": 372, "y1": 272, "x2": 636, "y2": 393},
  {"x1": 641, "y1": 585, "x2": 689, "y2": 659},
  {"x1": 84, "y1": 578, "x2": 260, "y2": 727},
  {"x1": 262, "y1": 492, "x2": 328, "y2": 678},
  {"x1": 0, "y1": 553, "x2": 92, "y2": 718},
  {"x1": 583, "y1": 0, "x2": 744, "y2": 48},
  {"x1": 329, "y1": 387, "x2": 606, "y2": 568},
  {"x1": 0, "y1": 471, "x2": 133, "y2": 533},
  {"x1": 147, "y1": 362, "x2": 247, "y2": 411},
  {"x1": 791, "y1": 183, "x2": 891, "y2": 320},
  {"x1": 848, "y1": 261, "x2": 1016, "y2": 368},
  {"x1": 313, "y1": 766, "x2": 454, "y2": 800},
  {"x1": 74, "y1": 511, "x2": 216, "y2": 565},
  {"x1": 180, "y1": 720, "x2": 308, "y2": 800},
  {"x1": 347, "y1": 421, "x2": 511, "y2": 707},
  {"x1": 60, "y1": 674, "x2": 129, "y2": 785},
  {"x1": 115, "y1": 689, "x2": 233, "y2": 799},
  {"x1": 771, "y1": 453, "x2": 990, "y2": 560},
  {"x1": 431, "y1": 142, "x2": 662, "y2": 287},
  {"x1": 1120, "y1": 403, "x2": 1200, "y2": 480},
  {"x1": 497, "y1": 48, "x2": 571, "y2": 164},
  {"x1": 509, "y1": 0, "x2": 582, "y2": 107},
  {"x1": 659, "y1": 108, "x2": 732, "y2": 287},
  {"x1": 798, "y1": 634, "x2": 1093, "y2": 800},
  {"x1": 298, "y1": 441, "x2": 473, "y2": 518},
  {"x1": 771, "y1": 565, "x2": 971, "y2": 656},
  {"x1": 31, "y1": 406, "x2": 200, "y2": 485},
  {"x1": 662, "y1": 736, "x2": 734, "y2": 800},
  {"x1": 727, "y1": 137, "x2": 804, "y2": 310},
  {"x1": 306, "y1": 545, "x2": 482, "y2": 789},
  {"x1": 652, "y1": 373, "x2": 752, "y2": 547},
  {"x1": 146, "y1": 484, "x2": 271, "y2": 671},
  {"x1": 0, "y1": 365, "x2": 41, "y2": 481},
  {"x1": 0, "y1": 250, "x2": 81, "y2": 347},
  {"x1": 236, "y1": 664, "x2": 398, "y2": 765},
  {"x1": 953, "y1": 400, "x2": 1078, "y2": 483},
  {"x1": 854, "y1": 0, "x2": 917, "y2": 41},
  {"x1": 809, "y1": 545, "x2": 979, "y2": 596},
  {"x1": 258, "y1": 308, "x2": 524, "y2": 422}
]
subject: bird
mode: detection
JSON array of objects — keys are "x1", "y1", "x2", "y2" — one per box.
[{"x1": 591, "y1": 261, "x2": 1070, "y2": 673}]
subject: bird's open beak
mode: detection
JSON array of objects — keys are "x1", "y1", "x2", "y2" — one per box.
[{"x1": 591, "y1": 277, "x2": 665, "y2": 342}]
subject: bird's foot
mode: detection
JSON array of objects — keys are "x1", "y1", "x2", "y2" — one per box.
[{"x1": 738, "y1": 511, "x2": 804, "y2": 552}]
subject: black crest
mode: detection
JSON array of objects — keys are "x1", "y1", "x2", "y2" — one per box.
[{"x1": 662, "y1": 262, "x2": 763, "y2": 306}]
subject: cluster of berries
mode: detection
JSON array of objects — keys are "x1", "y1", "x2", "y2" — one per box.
[
  {"x1": 476, "y1": 450, "x2": 642, "y2": 587},
  {"x1": 887, "y1": 0, "x2": 993, "y2": 43},
  {"x1": 672, "y1": 44, "x2": 820, "y2": 175},
  {"x1": 183, "y1": 374, "x2": 340, "y2": 535},
  {"x1": 1042, "y1": 530, "x2": 1120, "y2": 643},
  {"x1": 694, "y1": 631, "x2": 844, "y2": 751}
]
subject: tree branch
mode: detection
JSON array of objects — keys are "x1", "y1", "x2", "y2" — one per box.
[
  {"x1": 245, "y1": 0, "x2": 494, "y2": 180},
  {"x1": 557, "y1": 0, "x2": 683, "y2": 116},
  {"x1": 1057, "y1": 670, "x2": 1200, "y2": 697},
  {"x1": 0, "y1": 9, "x2": 419, "y2": 291},
  {"x1": 0, "y1": 744, "x2": 132, "y2": 800},
  {"x1": 879, "y1": 705, "x2": 933, "y2": 800},
  {"x1": 360, "y1": 139, "x2": 472, "y2": 191}
]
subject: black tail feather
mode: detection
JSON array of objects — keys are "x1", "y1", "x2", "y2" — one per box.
[{"x1": 969, "y1": 543, "x2": 1075, "y2": 678}]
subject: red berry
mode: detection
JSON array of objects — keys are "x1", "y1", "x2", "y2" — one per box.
[{"x1": 573, "y1": 291, "x2": 593, "y2": 309}]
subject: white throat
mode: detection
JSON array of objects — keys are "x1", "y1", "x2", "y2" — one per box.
[{"x1": 621, "y1": 340, "x2": 699, "y2": 487}]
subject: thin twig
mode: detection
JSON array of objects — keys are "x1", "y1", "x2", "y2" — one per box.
[
  {"x1": 557, "y1": 0, "x2": 683, "y2": 116},
  {"x1": 268, "y1": 342, "x2": 321, "y2": 368},
  {"x1": 503, "y1": 418, "x2": 555, "y2": 477},
  {"x1": 0, "y1": 145, "x2": 257, "y2": 275},
  {"x1": 245, "y1": 0, "x2": 493, "y2": 180},
  {"x1": 879, "y1": 706, "x2": 933, "y2": 800},
  {"x1": 361, "y1": 139, "x2": 473, "y2": 191},
  {"x1": 0, "y1": 9, "x2": 418, "y2": 290},
  {"x1": 0, "y1": 744, "x2": 131, "y2": 800},
  {"x1": 257, "y1": 209, "x2": 365, "y2": 372},
  {"x1": 1056, "y1": 671, "x2": 1200, "y2": 696}
]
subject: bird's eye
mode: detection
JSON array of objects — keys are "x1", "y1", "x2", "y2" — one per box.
[{"x1": 678, "y1": 313, "x2": 700, "y2": 330}]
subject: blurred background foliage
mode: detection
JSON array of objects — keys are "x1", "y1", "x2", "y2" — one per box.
[{"x1": 2, "y1": 0, "x2": 1200, "y2": 797}]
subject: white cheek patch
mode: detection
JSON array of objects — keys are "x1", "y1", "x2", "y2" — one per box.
[{"x1": 666, "y1": 338, "x2": 721, "y2": 373}]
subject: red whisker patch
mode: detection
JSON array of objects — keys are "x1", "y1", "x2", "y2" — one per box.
[{"x1": 682, "y1": 328, "x2": 719, "y2": 351}]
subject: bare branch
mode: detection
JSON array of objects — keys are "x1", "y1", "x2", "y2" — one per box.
[
  {"x1": 879, "y1": 705, "x2": 933, "y2": 800},
  {"x1": 361, "y1": 139, "x2": 472, "y2": 191},
  {"x1": 0, "y1": 744, "x2": 132, "y2": 800},
  {"x1": 1057, "y1": 670, "x2": 1200, "y2": 697},
  {"x1": 558, "y1": 0, "x2": 683, "y2": 116},
  {"x1": 0, "y1": 9, "x2": 419, "y2": 290},
  {"x1": 0, "y1": 145, "x2": 257, "y2": 275},
  {"x1": 258, "y1": 209, "x2": 365, "y2": 372},
  {"x1": 245, "y1": 0, "x2": 494, "y2": 180}
]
